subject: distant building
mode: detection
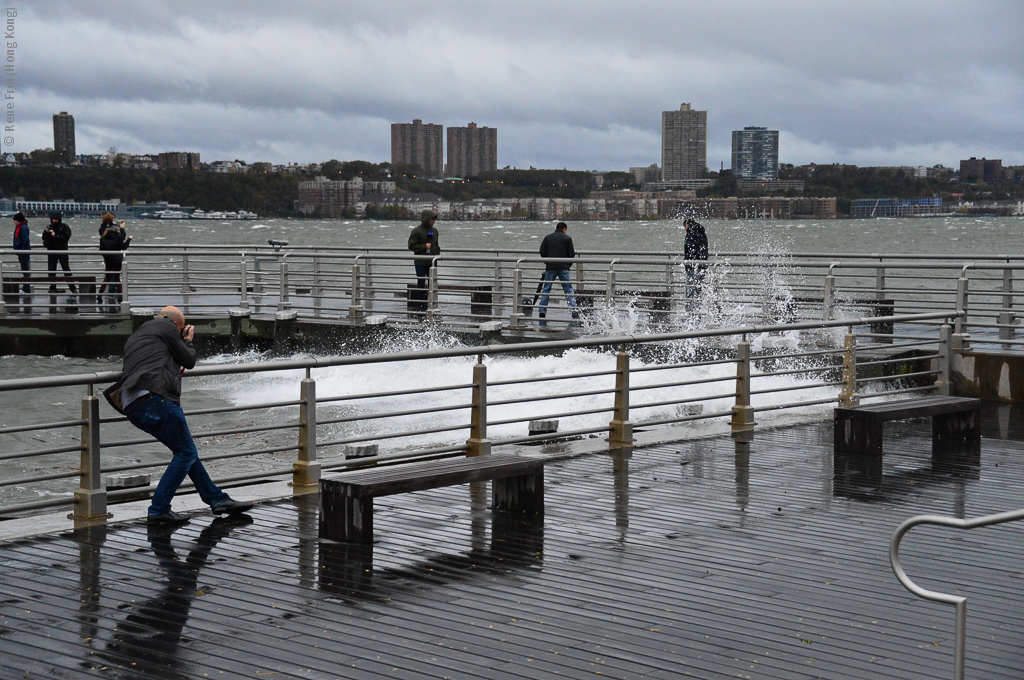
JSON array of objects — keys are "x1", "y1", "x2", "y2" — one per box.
[
  {"x1": 731, "y1": 127, "x2": 778, "y2": 180},
  {"x1": 959, "y1": 157, "x2": 1003, "y2": 181},
  {"x1": 297, "y1": 176, "x2": 396, "y2": 217},
  {"x1": 735, "y1": 179, "x2": 804, "y2": 194},
  {"x1": 157, "y1": 151, "x2": 201, "y2": 170},
  {"x1": 391, "y1": 119, "x2": 444, "y2": 178},
  {"x1": 14, "y1": 197, "x2": 127, "y2": 218},
  {"x1": 642, "y1": 179, "x2": 713, "y2": 192},
  {"x1": 446, "y1": 123, "x2": 497, "y2": 178},
  {"x1": 52, "y1": 112, "x2": 75, "y2": 161},
  {"x1": 661, "y1": 103, "x2": 707, "y2": 180},
  {"x1": 630, "y1": 164, "x2": 661, "y2": 185}
]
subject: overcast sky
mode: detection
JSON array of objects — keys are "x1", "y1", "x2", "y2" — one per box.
[{"x1": 12, "y1": 1, "x2": 1023, "y2": 171}]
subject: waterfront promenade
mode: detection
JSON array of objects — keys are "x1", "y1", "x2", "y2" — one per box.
[{"x1": 1, "y1": 405, "x2": 1021, "y2": 679}]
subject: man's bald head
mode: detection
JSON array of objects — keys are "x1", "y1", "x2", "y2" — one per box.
[{"x1": 157, "y1": 306, "x2": 185, "y2": 330}]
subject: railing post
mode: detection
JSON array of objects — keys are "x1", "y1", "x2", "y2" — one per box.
[
  {"x1": 998, "y1": 266, "x2": 1016, "y2": 348},
  {"x1": 278, "y1": 257, "x2": 290, "y2": 312},
  {"x1": 823, "y1": 270, "x2": 835, "y2": 320},
  {"x1": 935, "y1": 323, "x2": 952, "y2": 396},
  {"x1": 427, "y1": 262, "x2": 439, "y2": 322},
  {"x1": 363, "y1": 256, "x2": 375, "y2": 310},
  {"x1": 840, "y1": 326, "x2": 859, "y2": 407},
  {"x1": 73, "y1": 387, "x2": 108, "y2": 528},
  {"x1": 181, "y1": 253, "x2": 190, "y2": 314},
  {"x1": 493, "y1": 257, "x2": 504, "y2": 317},
  {"x1": 348, "y1": 258, "x2": 364, "y2": 319},
  {"x1": 509, "y1": 266, "x2": 524, "y2": 328},
  {"x1": 605, "y1": 264, "x2": 617, "y2": 309},
  {"x1": 294, "y1": 371, "x2": 320, "y2": 491},
  {"x1": 954, "y1": 273, "x2": 968, "y2": 343},
  {"x1": 731, "y1": 335, "x2": 756, "y2": 434},
  {"x1": 466, "y1": 356, "x2": 491, "y2": 457},
  {"x1": 312, "y1": 255, "x2": 322, "y2": 317},
  {"x1": 875, "y1": 264, "x2": 885, "y2": 301},
  {"x1": 665, "y1": 261, "x2": 676, "y2": 313},
  {"x1": 609, "y1": 347, "x2": 634, "y2": 449},
  {"x1": 238, "y1": 254, "x2": 249, "y2": 311},
  {"x1": 118, "y1": 254, "x2": 130, "y2": 314},
  {"x1": 0, "y1": 257, "x2": 6, "y2": 316}
]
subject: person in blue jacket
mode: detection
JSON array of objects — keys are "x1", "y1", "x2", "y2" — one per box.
[{"x1": 10, "y1": 212, "x2": 31, "y2": 312}]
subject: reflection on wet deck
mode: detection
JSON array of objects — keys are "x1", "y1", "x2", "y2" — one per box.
[{"x1": 2, "y1": 404, "x2": 1023, "y2": 679}]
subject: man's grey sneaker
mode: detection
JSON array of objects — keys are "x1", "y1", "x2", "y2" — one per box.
[
  {"x1": 147, "y1": 510, "x2": 190, "y2": 524},
  {"x1": 212, "y1": 498, "x2": 254, "y2": 515}
]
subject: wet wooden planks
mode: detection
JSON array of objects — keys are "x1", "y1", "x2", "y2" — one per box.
[{"x1": 0, "y1": 407, "x2": 1022, "y2": 678}]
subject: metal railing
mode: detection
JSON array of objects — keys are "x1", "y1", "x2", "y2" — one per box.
[
  {"x1": 0, "y1": 311, "x2": 958, "y2": 527},
  {"x1": 889, "y1": 507, "x2": 1024, "y2": 680}
]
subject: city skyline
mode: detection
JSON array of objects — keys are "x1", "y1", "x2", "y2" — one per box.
[{"x1": 13, "y1": 2, "x2": 1023, "y2": 169}]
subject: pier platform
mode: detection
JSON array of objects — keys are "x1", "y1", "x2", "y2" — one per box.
[{"x1": 1, "y1": 403, "x2": 1022, "y2": 679}]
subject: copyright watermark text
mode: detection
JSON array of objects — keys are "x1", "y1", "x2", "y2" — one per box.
[{"x1": 4, "y1": 8, "x2": 15, "y2": 148}]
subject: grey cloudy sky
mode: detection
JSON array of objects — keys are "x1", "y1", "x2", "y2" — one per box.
[{"x1": 13, "y1": 1, "x2": 1024, "y2": 170}]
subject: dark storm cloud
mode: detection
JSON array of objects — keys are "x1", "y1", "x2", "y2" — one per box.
[{"x1": 16, "y1": 1, "x2": 1024, "y2": 168}]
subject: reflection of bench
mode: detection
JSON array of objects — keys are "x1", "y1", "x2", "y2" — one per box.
[
  {"x1": 320, "y1": 453, "x2": 545, "y2": 544},
  {"x1": 834, "y1": 396, "x2": 980, "y2": 456},
  {"x1": 405, "y1": 283, "x2": 492, "y2": 316},
  {"x1": 3, "y1": 275, "x2": 98, "y2": 311}
]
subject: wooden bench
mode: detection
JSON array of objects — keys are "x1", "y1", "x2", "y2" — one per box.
[
  {"x1": 3, "y1": 275, "x2": 98, "y2": 312},
  {"x1": 834, "y1": 396, "x2": 980, "y2": 457},
  {"x1": 405, "y1": 283, "x2": 493, "y2": 316},
  {"x1": 320, "y1": 453, "x2": 545, "y2": 544}
]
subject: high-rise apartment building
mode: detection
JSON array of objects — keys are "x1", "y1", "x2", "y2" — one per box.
[
  {"x1": 53, "y1": 111, "x2": 76, "y2": 160},
  {"x1": 731, "y1": 127, "x2": 779, "y2": 180},
  {"x1": 661, "y1": 103, "x2": 707, "y2": 181},
  {"x1": 391, "y1": 119, "x2": 444, "y2": 178},
  {"x1": 446, "y1": 123, "x2": 497, "y2": 178},
  {"x1": 157, "y1": 151, "x2": 201, "y2": 170}
]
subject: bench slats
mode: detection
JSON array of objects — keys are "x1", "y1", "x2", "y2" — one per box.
[{"x1": 834, "y1": 396, "x2": 979, "y2": 457}]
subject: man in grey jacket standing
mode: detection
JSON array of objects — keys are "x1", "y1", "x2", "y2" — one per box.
[{"x1": 104, "y1": 306, "x2": 253, "y2": 523}]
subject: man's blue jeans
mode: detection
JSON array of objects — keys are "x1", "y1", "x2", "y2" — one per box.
[
  {"x1": 538, "y1": 269, "x2": 577, "y2": 311},
  {"x1": 126, "y1": 394, "x2": 228, "y2": 516}
]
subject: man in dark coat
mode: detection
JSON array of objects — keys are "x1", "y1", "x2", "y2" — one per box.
[
  {"x1": 103, "y1": 306, "x2": 253, "y2": 524},
  {"x1": 407, "y1": 210, "x2": 441, "y2": 312},
  {"x1": 8, "y1": 212, "x2": 31, "y2": 312},
  {"x1": 42, "y1": 211, "x2": 77, "y2": 299},
  {"x1": 683, "y1": 217, "x2": 709, "y2": 300},
  {"x1": 98, "y1": 212, "x2": 132, "y2": 310},
  {"x1": 537, "y1": 222, "x2": 579, "y2": 326}
]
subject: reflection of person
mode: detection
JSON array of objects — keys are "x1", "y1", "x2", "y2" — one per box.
[
  {"x1": 537, "y1": 222, "x2": 579, "y2": 327},
  {"x1": 9, "y1": 212, "x2": 31, "y2": 312},
  {"x1": 104, "y1": 516, "x2": 253, "y2": 673},
  {"x1": 42, "y1": 211, "x2": 77, "y2": 299},
  {"x1": 683, "y1": 217, "x2": 709, "y2": 300},
  {"x1": 103, "y1": 305, "x2": 253, "y2": 523},
  {"x1": 98, "y1": 213, "x2": 132, "y2": 309},
  {"x1": 407, "y1": 210, "x2": 441, "y2": 312}
]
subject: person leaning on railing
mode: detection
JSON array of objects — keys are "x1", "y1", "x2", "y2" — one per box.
[
  {"x1": 98, "y1": 213, "x2": 132, "y2": 311},
  {"x1": 8, "y1": 211, "x2": 31, "y2": 313},
  {"x1": 407, "y1": 209, "x2": 441, "y2": 312},
  {"x1": 41, "y1": 211, "x2": 78, "y2": 301},
  {"x1": 103, "y1": 306, "x2": 253, "y2": 524}
]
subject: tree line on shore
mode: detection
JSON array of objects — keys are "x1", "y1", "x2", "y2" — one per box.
[{"x1": 1, "y1": 159, "x2": 1019, "y2": 218}]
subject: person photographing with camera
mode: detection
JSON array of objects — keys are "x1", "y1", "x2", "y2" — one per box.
[
  {"x1": 104, "y1": 306, "x2": 253, "y2": 524},
  {"x1": 98, "y1": 213, "x2": 132, "y2": 311},
  {"x1": 42, "y1": 211, "x2": 77, "y2": 305}
]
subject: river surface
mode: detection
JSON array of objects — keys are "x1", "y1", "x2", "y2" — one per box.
[{"x1": 2, "y1": 215, "x2": 1021, "y2": 507}]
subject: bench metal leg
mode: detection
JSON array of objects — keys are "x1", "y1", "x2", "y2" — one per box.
[
  {"x1": 320, "y1": 483, "x2": 374, "y2": 544},
  {"x1": 493, "y1": 471, "x2": 544, "y2": 514},
  {"x1": 933, "y1": 409, "x2": 980, "y2": 443},
  {"x1": 834, "y1": 412, "x2": 883, "y2": 456}
]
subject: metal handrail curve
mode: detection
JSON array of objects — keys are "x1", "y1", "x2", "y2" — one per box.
[{"x1": 889, "y1": 507, "x2": 1024, "y2": 680}]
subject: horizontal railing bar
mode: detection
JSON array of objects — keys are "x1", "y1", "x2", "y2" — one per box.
[
  {"x1": 491, "y1": 425, "x2": 610, "y2": 447},
  {"x1": 859, "y1": 384, "x2": 936, "y2": 399},
  {"x1": 488, "y1": 389, "x2": 615, "y2": 408},
  {"x1": 0, "y1": 419, "x2": 87, "y2": 435},
  {"x1": 631, "y1": 390, "x2": 738, "y2": 409},
  {"x1": 0, "y1": 469, "x2": 81, "y2": 488},
  {"x1": 750, "y1": 364, "x2": 836, "y2": 378},
  {"x1": 317, "y1": 403, "x2": 473, "y2": 426},
  {"x1": 631, "y1": 357, "x2": 738, "y2": 373},
  {"x1": 488, "y1": 370, "x2": 618, "y2": 386},
  {"x1": 856, "y1": 370, "x2": 939, "y2": 383},
  {"x1": 630, "y1": 375, "x2": 737, "y2": 391},
  {"x1": 753, "y1": 396, "x2": 839, "y2": 412},
  {"x1": 487, "y1": 406, "x2": 615, "y2": 427},
  {"x1": 858, "y1": 354, "x2": 939, "y2": 368},
  {"x1": 633, "y1": 409, "x2": 734, "y2": 427},
  {"x1": 0, "y1": 443, "x2": 84, "y2": 461},
  {"x1": 751, "y1": 381, "x2": 842, "y2": 396},
  {"x1": 318, "y1": 423, "x2": 471, "y2": 448}
]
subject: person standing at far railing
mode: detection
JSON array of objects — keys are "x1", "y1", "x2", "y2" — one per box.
[
  {"x1": 407, "y1": 210, "x2": 441, "y2": 313},
  {"x1": 103, "y1": 306, "x2": 254, "y2": 524},
  {"x1": 8, "y1": 211, "x2": 31, "y2": 313},
  {"x1": 537, "y1": 221, "x2": 579, "y2": 327},
  {"x1": 42, "y1": 211, "x2": 78, "y2": 306},
  {"x1": 683, "y1": 217, "x2": 708, "y2": 303},
  {"x1": 98, "y1": 213, "x2": 132, "y2": 312}
]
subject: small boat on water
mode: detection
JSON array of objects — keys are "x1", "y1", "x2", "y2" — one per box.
[
  {"x1": 189, "y1": 209, "x2": 259, "y2": 220},
  {"x1": 156, "y1": 209, "x2": 189, "y2": 220}
]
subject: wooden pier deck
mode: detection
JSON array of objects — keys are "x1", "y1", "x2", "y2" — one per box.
[{"x1": 1, "y1": 405, "x2": 1022, "y2": 679}]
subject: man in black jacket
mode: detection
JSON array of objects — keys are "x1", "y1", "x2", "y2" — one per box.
[
  {"x1": 537, "y1": 222, "x2": 579, "y2": 326},
  {"x1": 42, "y1": 211, "x2": 77, "y2": 300},
  {"x1": 407, "y1": 210, "x2": 441, "y2": 312},
  {"x1": 683, "y1": 217, "x2": 709, "y2": 300},
  {"x1": 104, "y1": 306, "x2": 253, "y2": 524}
]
